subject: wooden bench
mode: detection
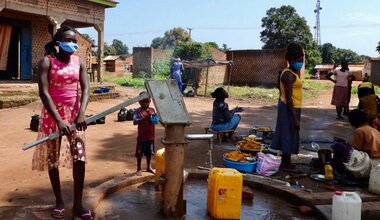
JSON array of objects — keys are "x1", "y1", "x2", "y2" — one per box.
[{"x1": 204, "y1": 127, "x2": 235, "y2": 145}]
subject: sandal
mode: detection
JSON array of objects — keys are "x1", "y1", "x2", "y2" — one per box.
[
  {"x1": 51, "y1": 208, "x2": 65, "y2": 219},
  {"x1": 72, "y1": 209, "x2": 95, "y2": 220}
]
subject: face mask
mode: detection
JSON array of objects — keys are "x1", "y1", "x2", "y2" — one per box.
[
  {"x1": 58, "y1": 41, "x2": 78, "y2": 53},
  {"x1": 292, "y1": 62, "x2": 304, "y2": 70}
]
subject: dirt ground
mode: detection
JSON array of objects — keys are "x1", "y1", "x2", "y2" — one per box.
[{"x1": 0, "y1": 80, "x2": 359, "y2": 211}]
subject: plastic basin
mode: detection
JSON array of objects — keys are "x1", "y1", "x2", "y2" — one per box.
[{"x1": 223, "y1": 157, "x2": 257, "y2": 173}]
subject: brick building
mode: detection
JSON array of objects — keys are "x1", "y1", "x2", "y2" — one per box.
[
  {"x1": 0, "y1": 0, "x2": 117, "y2": 81},
  {"x1": 104, "y1": 55, "x2": 127, "y2": 72}
]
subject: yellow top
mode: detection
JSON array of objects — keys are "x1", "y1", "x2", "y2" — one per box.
[
  {"x1": 358, "y1": 82, "x2": 374, "y2": 89},
  {"x1": 280, "y1": 69, "x2": 303, "y2": 108}
]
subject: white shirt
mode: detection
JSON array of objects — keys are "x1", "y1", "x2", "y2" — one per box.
[{"x1": 334, "y1": 70, "x2": 351, "y2": 87}]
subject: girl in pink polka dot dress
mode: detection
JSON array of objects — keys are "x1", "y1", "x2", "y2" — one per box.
[{"x1": 32, "y1": 26, "x2": 94, "y2": 219}]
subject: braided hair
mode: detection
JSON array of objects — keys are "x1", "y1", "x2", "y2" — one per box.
[{"x1": 44, "y1": 25, "x2": 75, "y2": 55}]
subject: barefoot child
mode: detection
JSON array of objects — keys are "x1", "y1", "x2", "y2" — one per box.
[{"x1": 133, "y1": 91, "x2": 157, "y2": 175}]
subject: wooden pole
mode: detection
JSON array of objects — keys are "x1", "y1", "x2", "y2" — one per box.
[
  {"x1": 161, "y1": 124, "x2": 187, "y2": 218},
  {"x1": 228, "y1": 52, "x2": 234, "y2": 93},
  {"x1": 204, "y1": 60, "x2": 210, "y2": 97}
]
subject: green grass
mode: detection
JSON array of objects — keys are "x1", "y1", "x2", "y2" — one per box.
[
  {"x1": 302, "y1": 79, "x2": 333, "y2": 99},
  {"x1": 104, "y1": 75, "x2": 334, "y2": 101},
  {"x1": 102, "y1": 72, "x2": 169, "y2": 88},
  {"x1": 197, "y1": 85, "x2": 280, "y2": 100},
  {"x1": 103, "y1": 73, "x2": 145, "y2": 88}
]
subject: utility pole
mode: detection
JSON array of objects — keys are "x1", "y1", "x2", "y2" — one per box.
[
  {"x1": 187, "y1": 27, "x2": 192, "y2": 42},
  {"x1": 314, "y1": 0, "x2": 322, "y2": 45}
]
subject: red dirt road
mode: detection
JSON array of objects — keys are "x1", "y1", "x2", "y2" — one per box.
[{"x1": 0, "y1": 81, "x2": 357, "y2": 210}]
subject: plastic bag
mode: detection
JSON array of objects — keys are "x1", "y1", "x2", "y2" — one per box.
[
  {"x1": 150, "y1": 114, "x2": 159, "y2": 124},
  {"x1": 30, "y1": 114, "x2": 40, "y2": 132},
  {"x1": 117, "y1": 108, "x2": 127, "y2": 122},
  {"x1": 256, "y1": 152, "x2": 281, "y2": 176}
]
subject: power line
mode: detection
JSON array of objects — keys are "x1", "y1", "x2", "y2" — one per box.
[
  {"x1": 105, "y1": 30, "x2": 167, "y2": 36},
  {"x1": 103, "y1": 23, "x2": 380, "y2": 37}
]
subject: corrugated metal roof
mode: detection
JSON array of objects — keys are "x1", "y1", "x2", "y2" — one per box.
[
  {"x1": 87, "y1": 0, "x2": 118, "y2": 8},
  {"x1": 315, "y1": 64, "x2": 334, "y2": 69},
  {"x1": 104, "y1": 55, "x2": 124, "y2": 61}
]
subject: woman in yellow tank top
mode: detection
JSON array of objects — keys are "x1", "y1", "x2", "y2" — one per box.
[{"x1": 271, "y1": 42, "x2": 304, "y2": 172}]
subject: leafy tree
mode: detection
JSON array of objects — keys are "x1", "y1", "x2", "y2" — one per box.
[
  {"x1": 174, "y1": 42, "x2": 206, "y2": 61},
  {"x1": 377, "y1": 41, "x2": 380, "y2": 54},
  {"x1": 260, "y1": 5, "x2": 321, "y2": 70},
  {"x1": 151, "y1": 37, "x2": 164, "y2": 49},
  {"x1": 104, "y1": 42, "x2": 116, "y2": 56},
  {"x1": 335, "y1": 48, "x2": 362, "y2": 64},
  {"x1": 220, "y1": 44, "x2": 231, "y2": 52},
  {"x1": 151, "y1": 27, "x2": 191, "y2": 49},
  {"x1": 204, "y1": 42, "x2": 219, "y2": 49},
  {"x1": 319, "y1": 43, "x2": 337, "y2": 64},
  {"x1": 318, "y1": 43, "x2": 363, "y2": 64},
  {"x1": 112, "y1": 39, "x2": 129, "y2": 56}
]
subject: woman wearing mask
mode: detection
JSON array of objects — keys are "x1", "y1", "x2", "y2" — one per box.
[
  {"x1": 271, "y1": 42, "x2": 304, "y2": 172},
  {"x1": 32, "y1": 25, "x2": 94, "y2": 219}
]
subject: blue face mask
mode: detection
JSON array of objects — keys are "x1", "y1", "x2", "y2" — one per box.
[
  {"x1": 292, "y1": 62, "x2": 304, "y2": 70},
  {"x1": 58, "y1": 41, "x2": 78, "y2": 53}
]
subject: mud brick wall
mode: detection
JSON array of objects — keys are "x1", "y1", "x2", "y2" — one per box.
[
  {"x1": 133, "y1": 47, "x2": 153, "y2": 77},
  {"x1": 197, "y1": 65, "x2": 227, "y2": 86},
  {"x1": 227, "y1": 49, "x2": 288, "y2": 87}
]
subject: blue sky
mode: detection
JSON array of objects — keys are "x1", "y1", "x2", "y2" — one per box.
[{"x1": 81, "y1": 0, "x2": 380, "y2": 57}]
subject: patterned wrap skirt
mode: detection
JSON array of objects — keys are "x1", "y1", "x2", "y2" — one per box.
[{"x1": 32, "y1": 95, "x2": 86, "y2": 171}]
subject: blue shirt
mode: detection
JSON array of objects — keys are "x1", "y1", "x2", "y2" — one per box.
[{"x1": 171, "y1": 61, "x2": 183, "y2": 82}]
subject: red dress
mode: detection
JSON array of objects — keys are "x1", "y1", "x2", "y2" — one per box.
[{"x1": 32, "y1": 55, "x2": 86, "y2": 171}]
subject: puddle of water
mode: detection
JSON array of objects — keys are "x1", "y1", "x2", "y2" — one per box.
[{"x1": 97, "y1": 179, "x2": 318, "y2": 220}]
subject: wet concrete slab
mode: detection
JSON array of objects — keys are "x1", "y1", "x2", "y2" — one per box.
[{"x1": 96, "y1": 179, "x2": 319, "y2": 219}]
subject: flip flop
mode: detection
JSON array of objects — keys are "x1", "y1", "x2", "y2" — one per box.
[
  {"x1": 146, "y1": 169, "x2": 156, "y2": 174},
  {"x1": 72, "y1": 210, "x2": 95, "y2": 220},
  {"x1": 51, "y1": 208, "x2": 65, "y2": 219}
]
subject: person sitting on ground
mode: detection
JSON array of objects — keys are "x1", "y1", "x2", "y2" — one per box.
[
  {"x1": 133, "y1": 91, "x2": 158, "y2": 176},
  {"x1": 331, "y1": 109, "x2": 380, "y2": 178},
  {"x1": 210, "y1": 87, "x2": 243, "y2": 134}
]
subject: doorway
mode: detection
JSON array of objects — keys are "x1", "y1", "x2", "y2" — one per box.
[{"x1": 0, "y1": 17, "x2": 32, "y2": 80}]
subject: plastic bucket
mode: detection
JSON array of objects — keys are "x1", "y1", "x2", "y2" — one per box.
[{"x1": 223, "y1": 157, "x2": 257, "y2": 173}]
